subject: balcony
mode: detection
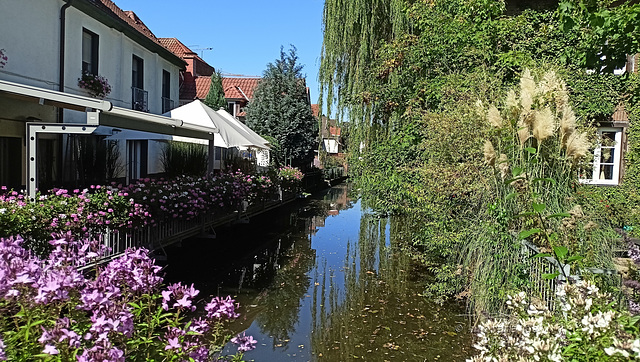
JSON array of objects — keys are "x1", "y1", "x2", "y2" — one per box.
[
  {"x1": 132, "y1": 87, "x2": 148, "y2": 112},
  {"x1": 162, "y1": 97, "x2": 174, "y2": 113}
]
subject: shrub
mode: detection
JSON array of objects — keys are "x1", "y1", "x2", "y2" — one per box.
[
  {"x1": 278, "y1": 166, "x2": 303, "y2": 193},
  {"x1": 468, "y1": 280, "x2": 640, "y2": 361},
  {"x1": 0, "y1": 234, "x2": 254, "y2": 361}
]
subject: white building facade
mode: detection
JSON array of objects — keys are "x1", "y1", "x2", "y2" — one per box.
[{"x1": 0, "y1": 0, "x2": 186, "y2": 189}]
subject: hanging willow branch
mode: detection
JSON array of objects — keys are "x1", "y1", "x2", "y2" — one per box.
[{"x1": 319, "y1": 0, "x2": 407, "y2": 125}]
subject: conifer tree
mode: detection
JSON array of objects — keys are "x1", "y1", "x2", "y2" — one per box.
[
  {"x1": 246, "y1": 46, "x2": 318, "y2": 168},
  {"x1": 203, "y1": 70, "x2": 226, "y2": 110}
]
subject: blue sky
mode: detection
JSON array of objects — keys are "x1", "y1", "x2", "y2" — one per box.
[{"x1": 116, "y1": 0, "x2": 325, "y2": 103}]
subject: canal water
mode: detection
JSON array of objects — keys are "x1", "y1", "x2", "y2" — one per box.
[{"x1": 164, "y1": 184, "x2": 471, "y2": 361}]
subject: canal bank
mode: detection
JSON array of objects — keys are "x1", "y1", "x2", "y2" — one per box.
[{"x1": 163, "y1": 184, "x2": 471, "y2": 361}]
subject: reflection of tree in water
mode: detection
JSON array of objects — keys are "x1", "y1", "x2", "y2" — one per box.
[
  {"x1": 311, "y1": 215, "x2": 471, "y2": 361},
  {"x1": 253, "y1": 234, "x2": 316, "y2": 348}
]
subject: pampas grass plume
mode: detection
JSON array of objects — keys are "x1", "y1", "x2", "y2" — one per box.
[
  {"x1": 560, "y1": 106, "x2": 576, "y2": 147},
  {"x1": 487, "y1": 105, "x2": 503, "y2": 128},
  {"x1": 517, "y1": 118, "x2": 530, "y2": 146},
  {"x1": 520, "y1": 69, "x2": 535, "y2": 111},
  {"x1": 533, "y1": 107, "x2": 556, "y2": 143},
  {"x1": 566, "y1": 131, "x2": 591, "y2": 162},
  {"x1": 484, "y1": 140, "x2": 497, "y2": 166},
  {"x1": 497, "y1": 154, "x2": 509, "y2": 180}
]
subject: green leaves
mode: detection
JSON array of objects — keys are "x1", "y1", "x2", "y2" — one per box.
[
  {"x1": 519, "y1": 228, "x2": 541, "y2": 240},
  {"x1": 532, "y1": 202, "x2": 546, "y2": 213}
]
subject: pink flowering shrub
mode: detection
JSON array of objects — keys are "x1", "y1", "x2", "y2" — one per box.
[
  {"x1": 1, "y1": 171, "x2": 280, "y2": 252},
  {"x1": 0, "y1": 234, "x2": 255, "y2": 361},
  {"x1": 120, "y1": 170, "x2": 273, "y2": 223},
  {"x1": 278, "y1": 166, "x2": 304, "y2": 193},
  {"x1": 0, "y1": 187, "x2": 148, "y2": 253}
]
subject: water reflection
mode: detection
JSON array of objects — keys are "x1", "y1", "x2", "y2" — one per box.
[{"x1": 165, "y1": 184, "x2": 470, "y2": 361}]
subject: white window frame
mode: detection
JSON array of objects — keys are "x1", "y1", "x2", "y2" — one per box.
[{"x1": 580, "y1": 127, "x2": 623, "y2": 185}]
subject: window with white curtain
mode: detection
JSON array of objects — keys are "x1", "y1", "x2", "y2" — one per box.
[{"x1": 580, "y1": 127, "x2": 623, "y2": 185}]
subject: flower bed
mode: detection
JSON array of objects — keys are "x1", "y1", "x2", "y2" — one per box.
[
  {"x1": 0, "y1": 187, "x2": 148, "y2": 254},
  {"x1": 278, "y1": 166, "x2": 304, "y2": 193},
  {"x1": 0, "y1": 234, "x2": 255, "y2": 361},
  {"x1": 0, "y1": 169, "x2": 299, "y2": 253}
]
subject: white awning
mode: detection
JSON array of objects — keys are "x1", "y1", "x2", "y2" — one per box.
[{"x1": 0, "y1": 79, "x2": 217, "y2": 140}]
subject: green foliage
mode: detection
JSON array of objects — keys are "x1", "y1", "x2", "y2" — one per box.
[
  {"x1": 203, "y1": 70, "x2": 227, "y2": 111},
  {"x1": 320, "y1": 0, "x2": 640, "y2": 320},
  {"x1": 558, "y1": 0, "x2": 640, "y2": 73},
  {"x1": 161, "y1": 141, "x2": 208, "y2": 178},
  {"x1": 246, "y1": 46, "x2": 318, "y2": 168}
]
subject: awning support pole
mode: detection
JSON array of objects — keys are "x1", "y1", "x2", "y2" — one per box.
[{"x1": 26, "y1": 122, "x2": 98, "y2": 200}]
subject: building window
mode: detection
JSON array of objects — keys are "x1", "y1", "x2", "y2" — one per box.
[
  {"x1": 132, "y1": 56, "x2": 148, "y2": 112},
  {"x1": 227, "y1": 102, "x2": 235, "y2": 116},
  {"x1": 161, "y1": 70, "x2": 173, "y2": 113},
  {"x1": 0, "y1": 137, "x2": 21, "y2": 190},
  {"x1": 580, "y1": 127, "x2": 623, "y2": 185},
  {"x1": 132, "y1": 55, "x2": 144, "y2": 89},
  {"x1": 82, "y1": 29, "x2": 99, "y2": 74},
  {"x1": 127, "y1": 140, "x2": 148, "y2": 183}
]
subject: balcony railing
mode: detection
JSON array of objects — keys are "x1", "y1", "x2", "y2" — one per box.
[
  {"x1": 161, "y1": 97, "x2": 174, "y2": 113},
  {"x1": 132, "y1": 87, "x2": 149, "y2": 112}
]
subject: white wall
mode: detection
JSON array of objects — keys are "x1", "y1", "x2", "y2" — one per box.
[
  {"x1": 0, "y1": 0, "x2": 181, "y2": 124},
  {"x1": 0, "y1": 0, "x2": 62, "y2": 90}
]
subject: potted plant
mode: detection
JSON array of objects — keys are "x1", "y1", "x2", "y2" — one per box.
[{"x1": 78, "y1": 72, "x2": 111, "y2": 98}]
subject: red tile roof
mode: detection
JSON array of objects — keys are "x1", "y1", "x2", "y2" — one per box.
[
  {"x1": 311, "y1": 104, "x2": 320, "y2": 118},
  {"x1": 188, "y1": 75, "x2": 261, "y2": 102},
  {"x1": 222, "y1": 77, "x2": 261, "y2": 100},
  {"x1": 91, "y1": 0, "x2": 160, "y2": 44},
  {"x1": 158, "y1": 38, "x2": 208, "y2": 64},
  {"x1": 195, "y1": 76, "x2": 211, "y2": 99}
]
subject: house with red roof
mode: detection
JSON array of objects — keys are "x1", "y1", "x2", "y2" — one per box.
[
  {"x1": 157, "y1": 39, "x2": 262, "y2": 123},
  {"x1": 0, "y1": 0, "x2": 212, "y2": 191}
]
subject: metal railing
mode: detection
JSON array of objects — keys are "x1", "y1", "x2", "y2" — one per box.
[
  {"x1": 85, "y1": 191, "x2": 296, "y2": 266},
  {"x1": 132, "y1": 87, "x2": 148, "y2": 112},
  {"x1": 521, "y1": 240, "x2": 619, "y2": 309},
  {"x1": 161, "y1": 97, "x2": 174, "y2": 113}
]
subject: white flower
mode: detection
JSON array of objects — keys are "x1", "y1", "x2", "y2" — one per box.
[
  {"x1": 584, "y1": 298, "x2": 592, "y2": 311},
  {"x1": 605, "y1": 346, "x2": 629, "y2": 358},
  {"x1": 0, "y1": 208, "x2": 5, "y2": 214}
]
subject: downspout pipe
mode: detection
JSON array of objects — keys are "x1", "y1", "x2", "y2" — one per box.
[{"x1": 59, "y1": 0, "x2": 73, "y2": 121}]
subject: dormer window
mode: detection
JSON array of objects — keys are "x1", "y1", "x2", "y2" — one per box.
[
  {"x1": 227, "y1": 102, "x2": 236, "y2": 116},
  {"x1": 82, "y1": 28, "x2": 99, "y2": 74}
]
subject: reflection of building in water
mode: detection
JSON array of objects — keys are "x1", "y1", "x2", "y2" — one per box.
[{"x1": 312, "y1": 215, "x2": 325, "y2": 228}]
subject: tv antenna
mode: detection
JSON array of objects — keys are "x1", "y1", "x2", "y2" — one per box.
[{"x1": 188, "y1": 45, "x2": 213, "y2": 58}]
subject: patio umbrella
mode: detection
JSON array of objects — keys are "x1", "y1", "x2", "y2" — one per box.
[
  {"x1": 164, "y1": 100, "x2": 269, "y2": 149},
  {"x1": 215, "y1": 109, "x2": 271, "y2": 149}
]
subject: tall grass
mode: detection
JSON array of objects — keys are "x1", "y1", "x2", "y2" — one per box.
[
  {"x1": 464, "y1": 69, "x2": 619, "y2": 317},
  {"x1": 161, "y1": 141, "x2": 208, "y2": 177}
]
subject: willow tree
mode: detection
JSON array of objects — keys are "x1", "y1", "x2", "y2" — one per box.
[{"x1": 319, "y1": 0, "x2": 406, "y2": 123}]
